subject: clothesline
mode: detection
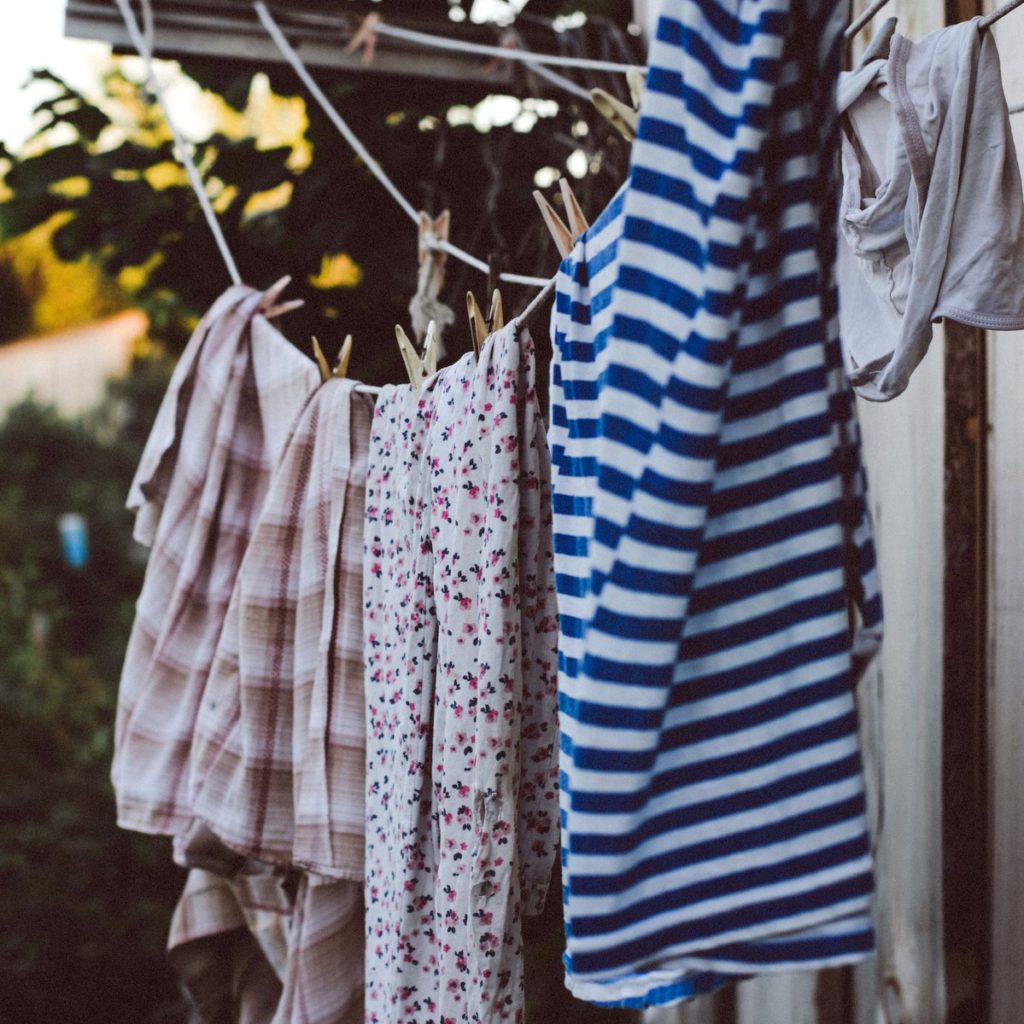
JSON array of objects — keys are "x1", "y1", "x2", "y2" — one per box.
[
  {"x1": 368, "y1": 20, "x2": 641, "y2": 75},
  {"x1": 980, "y1": 0, "x2": 1024, "y2": 30},
  {"x1": 254, "y1": 2, "x2": 552, "y2": 290},
  {"x1": 846, "y1": 0, "x2": 1024, "y2": 38},
  {"x1": 116, "y1": 0, "x2": 556, "y2": 396},
  {"x1": 113, "y1": 0, "x2": 242, "y2": 286},
  {"x1": 116, "y1": 0, "x2": 555, "y2": 309}
]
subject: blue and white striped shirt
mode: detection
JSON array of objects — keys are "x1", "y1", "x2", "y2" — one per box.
[{"x1": 550, "y1": 0, "x2": 883, "y2": 1008}]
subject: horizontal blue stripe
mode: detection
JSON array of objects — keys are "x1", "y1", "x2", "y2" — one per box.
[
  {"x1": 707, "y1": 454, "x2": 841, "y2": 518},
  {"x1": 698, "y1": 499, "x2": 843, "y2": 565},
  {"x1": 710, "y1": 926, "x2": 874, "y2": 965},
  {"x1": 553, "y1": 533, "x2": 588, "y2": 558},
  {"x1": 569, "y1": 709, "x2": 859, "y2": 813},
  {"x1": 568, "y1": 670, "x2": 851, "y2": 768},
  {"x1": 596, "y1": 457, "x2": 710, "y2": 506},
  {"x1": 659, "y1": 7, "x2": 788, "y2": 50},
  {"x1": 568, "y1": 871, "x2": 874, "y2": 975},
  {"x1": 681, "y1": 591, "x2": 846, "y2": 661},
  {"x1": 568, "y1": 751, "x2": 865, "y2": 858},
  {"x1": 559, "y1": 627, "x2": 850, "y2": 696},
  {"x1": 572, "y1": 829, "x2": 870, "y2": 935},
  {"x1": 688, "y1": 544, "x2": 844, "y2": 613},
  {"x1": 613, "y1": 311, "x2": 734, "y2": 366}
]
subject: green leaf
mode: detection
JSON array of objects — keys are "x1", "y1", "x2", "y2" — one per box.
[
  {"x1": 60, "y1": 104, "x2": 111, "y2": 144},
  {"x1": 4, "y1": 145, "x2": 87, "y2": 192},
  {"x1": 0, "y1": 194, "x2": 63, "y2": 240},
  {"x1": 209, "y1": 137, "x2": 292, "y2": 195}
]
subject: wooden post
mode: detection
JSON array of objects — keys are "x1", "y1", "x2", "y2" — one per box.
[
  {"x1": 940, "y1": 0, "x2": 991, "y2": 1011},
  {"x1": 941, "y1": 319, "x2": 990, "y2": 1024},
  {"x1": 986, "y1": 12, "x2": 1024, "y2": 1022}
]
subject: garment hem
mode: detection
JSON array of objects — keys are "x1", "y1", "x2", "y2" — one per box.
[
  {"x1": 563, "y1": 894, "x2": 875, "y2": 1007},
  {"x1": 191, "y1": 813, "x2": 365, "y2": 883},
  {"x1": 934, "y1": 305, "x2": 1024, "y2": 332},
  {"x1": 569, "y1": 947, "x2": 874, "y2": 1009}
]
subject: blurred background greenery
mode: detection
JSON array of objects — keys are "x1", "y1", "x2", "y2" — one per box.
[{"x1": 0, "y1": 2, "x2": 636, "y2": 1022}]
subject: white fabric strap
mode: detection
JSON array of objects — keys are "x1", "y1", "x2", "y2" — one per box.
[{"x1": 114, "y1": 0, "x2": 242, "y2": 286}]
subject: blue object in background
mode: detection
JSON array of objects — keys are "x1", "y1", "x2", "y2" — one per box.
[{"x1": 58, "y1": 513, "x2": 89, "y2": 568}]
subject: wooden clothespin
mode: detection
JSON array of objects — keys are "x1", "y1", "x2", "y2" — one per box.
[
  {"x1": 467, "y1": 292, "x2": 487, "y2": 358},
  {"x1": 260, "y1": 275, "x2": 304, "y2": 319},
  {"x1": 558, "y1": 177, "x2": 588, "y2": 239},
  {"x1": 591, "y1": 88, "x2": 638, "y2": 142},
  {"x1": 533, "y1": 178, "x2": 590, "y2": 259},
  {"x1": 592, "y1": 68, "x2": 643, "y2": 143},
  {"x1": 395, "y1": 319, "x2": 439, "y2": 393},
  {"x1": 487, "y1": 290, "x2": 504, "y2": 335},
  {"x1": 344, "y1": 12, "x2": 381, "y2": 64},
  {"x1": 627, "y1": 67, "x2": 644, "y2": 109},
  {"x1": 465, "y1": 288, "x2": 505, "y2": 359},
  {"x1": 312, "y1": 334, "x2": 354, "y2": 383},
  {"x1": 859, "y1": 16, "x2": 897, "y2": 65},
  {"x1": 482, "y1": 30, "x2": 520, "y2": 76},
  {"x1": 410, "y1": 210, "x2": 455, "y2": 346}
]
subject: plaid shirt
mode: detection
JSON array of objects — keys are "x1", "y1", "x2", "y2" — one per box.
[
  {"x1": 112, "y1": 285, "x2": 319, "y2": 836},
  {"x1": 189, "y1": 379, "x2": 373, "y2": 882},
  {"x1": 275, "y1": 875, "x2": 364, "y2": 1024},
  {"x1": 169, "y1": 865, "x2": 363, "y2": 1024}
]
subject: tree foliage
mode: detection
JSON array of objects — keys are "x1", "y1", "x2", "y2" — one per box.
[
  {"x1": 0, "y1": 367, "x2": 190, "y2": 1024},
  {"x1": 0, "y1": 2, "x2": 638, "y2": 380}
]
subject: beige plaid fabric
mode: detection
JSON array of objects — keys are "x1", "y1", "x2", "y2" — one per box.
[
  {"x1": 274, "y1": 876, "x2": 364, "y2": 1024},
  {"x1": 189, "y1": 379, "x2": 372, "y2": 881},
  {"x1": 168, "y1": 867, "x2": 290, "y2": 1024},
  {"x1": 169, "y1": 866, "x2": 363, "y2": 1024},
  {"x1": 112, "y1": 285, "x2": 319, "y2": 836}
]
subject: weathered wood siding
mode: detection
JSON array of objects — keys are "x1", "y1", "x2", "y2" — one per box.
[{"x1": 988, "y1": 9, "x2": 1024, "y2": 1023}]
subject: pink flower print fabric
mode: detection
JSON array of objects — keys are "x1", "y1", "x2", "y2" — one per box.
[{"x1": 363, "y1": 322, "x2": 559, "y2": 1024}]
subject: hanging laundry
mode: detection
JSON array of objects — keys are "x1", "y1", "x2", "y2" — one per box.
[
  {"x1": 837, "y1": 18, "x2": 1024, "y2": 401},
  {"x1": 551, "y1": 0, "x2": 883, "y2": 1009},
  {"x1": 169, "y1": 864, "x2": 364, "y2": 1024},
  {"x1": 168, "y1": 867, "x2": 291, "y2": 1024},
  {"x1": 112, "y1": 284, "x2": 319, "y2": 836},
  {"x1": 274, "y1": 875, "x2": 365, "y2": 1024},
  {"x1": 178, "y1": 374, "x2": 371, "y2": 1024},
  {"x1": 189, "y1": 378, "x2": 373, "y2": 882},
  {"x1": 363, "y1": 323, "x2": 559, "y2": 1024}
]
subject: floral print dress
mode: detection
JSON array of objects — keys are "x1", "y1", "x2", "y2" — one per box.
[{"x1": 363, "y1": 323, "x2": 559, "y2": 1024}]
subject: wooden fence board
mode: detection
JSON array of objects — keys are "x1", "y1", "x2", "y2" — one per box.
[
  {"x1": 985, "y1": 12, "x2": 1024, "y2": 1024},
  {"x1": 735, "y1": 974, "x2": 816, "y2": 1024}
]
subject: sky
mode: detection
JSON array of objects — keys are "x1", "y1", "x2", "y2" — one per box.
[{"x1": 0, "y1": 0, "x2": 110, "y2": 149}]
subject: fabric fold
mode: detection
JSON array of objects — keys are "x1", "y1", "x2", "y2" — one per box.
[
  {"x1": 364, "y1": 323, "x2": 560, "y2": 1024},
  {"x1": 112, "y1": 285, "x2": 319, "y2": 836},
  {"x1": 837, "y1": 18, "x2": 1024, "y2": 401},
  {"x1": 189, "y1": 378, "x2": 373, "y2": 882}
]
